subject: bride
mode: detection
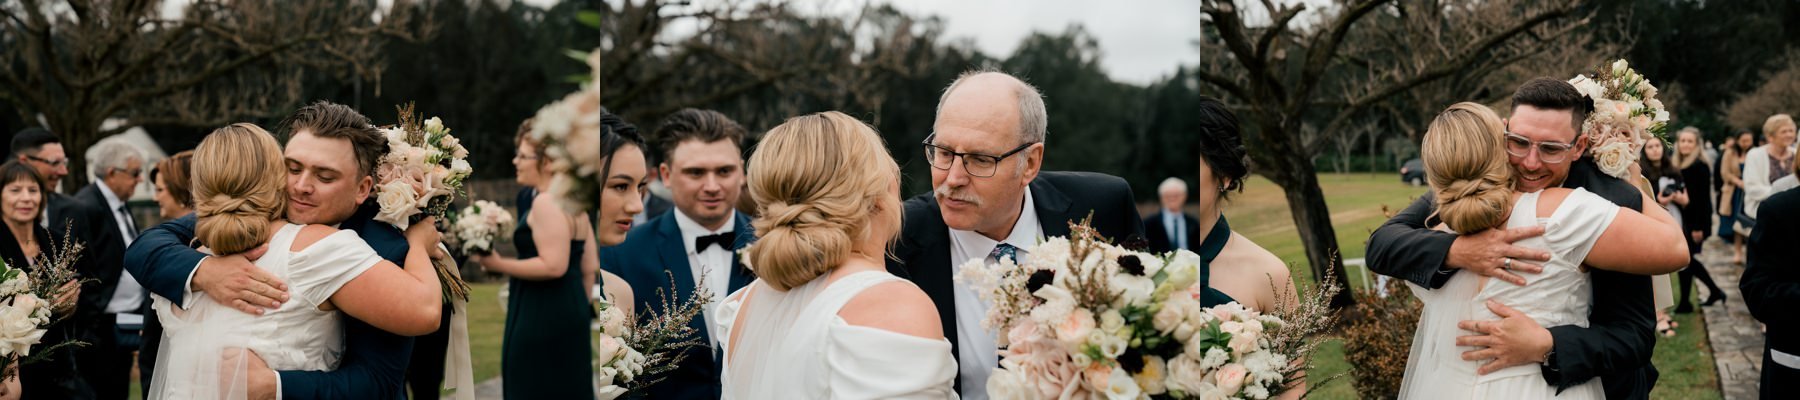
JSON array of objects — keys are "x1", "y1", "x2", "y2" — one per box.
[
  {"x1": 714, "y1": 111, "x2": 956, "y2": 398},
  {"x1": 1398, "y1": 103, "x2": 1688, "y2": 399},
  {"x1": 149, "y1": 124, "x2": 444, "y2": 399}
]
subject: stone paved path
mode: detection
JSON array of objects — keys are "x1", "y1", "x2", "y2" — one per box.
[{"x1": 1698, "y1": 237, "x2": 1760, "y2": 399}]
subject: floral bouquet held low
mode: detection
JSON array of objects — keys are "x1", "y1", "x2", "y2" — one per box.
[
  {"x1": 374, "y1": 103, "x2": 474, "y2": 302},
  {"x1": 1568, "y1": 59, "x2": 1671, "y2": 179},
  {"x1": 590, "y1": 271, "x2": 713, "y2": 399},
  {"x1": 449, "y1": 200, "x2": 515, "y2": 257},
  {"x1": 958, "y1": 217, "x2": 1339, "y2": 399},
  {"x1": 0, "y1": 229, "x2": 85, "y2": 381}
]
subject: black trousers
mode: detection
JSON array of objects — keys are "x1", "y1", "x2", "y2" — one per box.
[
  {"x1": 137, "y1": 312, "x2": 161, "y2": 399},
  {"x1": 1764, "y1": 345, "x2": 1800, "y2": 398},
  {"x1": 406, "y1": 306, "x2": 454, "y2": 398},
  {"x1": 73, "y1": 314, "x2": 135, "y2": 400},
  {"x1": 1677, "y1": 233, "x2": 1723, "y2": 308}
]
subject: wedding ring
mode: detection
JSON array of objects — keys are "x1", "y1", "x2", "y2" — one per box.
[{"x1": 1503, "y1": 258, "x2": 1513, "y2": 271}]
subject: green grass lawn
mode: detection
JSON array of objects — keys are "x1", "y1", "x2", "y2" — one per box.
[{"x1": 1219, "y1": 173, "x2": 1719, "y2": 399}]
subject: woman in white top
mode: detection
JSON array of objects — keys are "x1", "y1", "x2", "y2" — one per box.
[
  {"x1": 1398, "y1": 103, "x2": 1688, "y2": 399},
  {"x1": 714, "y1": 111, "x2": 955, "y2": 399},
  {"x1": 150, "y1": 124, "x2": 444, "y2": 399},
  {"x1": 1743, "y1": 114, "x2": 1797, "y2": 226}
]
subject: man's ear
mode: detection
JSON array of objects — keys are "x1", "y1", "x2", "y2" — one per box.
[
  {"x1": 354, "y1": 175, "x2": 374, "y2": 204},
  {"x1": 1018, "y1": 143, "x2": 1044, "y2": 186},
  {"x1": 659, "y1": 163, "x2": 672, "y2": 182}
]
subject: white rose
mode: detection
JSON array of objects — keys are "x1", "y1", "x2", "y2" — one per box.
[
  {"x1": 383, "y1": 127, "x2": 407, "y2": 146},
  {"x1": 424, "y1": 117, "x2": 445, "y2": 133},
  {"x1": 1163, "y1": 354, "x2": 1211, "y2": 395},
  {"x1": 1111, "y1": 274, "x2": 1155, "y2": 308},
  {"x1": 1590, "y1": 141, "x2": 1635, "y2": 178},
  {"x1": 1098, "y1": 309, "x2": 1125, "y2": 334},
  {"x1": 1164, "y1": 250, "x2": 1201, "y2": 288},
  {"x1": 1612, "y1": 59, "x2": 1629, "y2": 75},
  {"x1": 603, "y1": 306, "x2": 629, "y2": 337},
  {"x1": 451, "y1": 158, "x2": 472, "y2": 176},
  {"x1": 595, "y1": 335, "x2": 623, "y2": 364},
  {"x1": 0, "y1": 304, "x2": 46, "y2": 357},
  {"x1": 1152, "y1": 302, "x2": 1186, "y2": 335},
  {"x1": 986, "y1": 369, "x2": 1031, "y2": 400},
  {"x1": 374, "y1": 181, "x2": 422, "y2": 229},
  {"x1": 1030, "y1": 285, "x2": 1078, "y2": 325}
]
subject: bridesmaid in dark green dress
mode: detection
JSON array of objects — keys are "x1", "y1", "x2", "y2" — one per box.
[
  {"x1": 477, "y1": 113, "x2": 653, "y2": 399},
  {"x1": 1193, "y1": 97, "x2": 1299, "y2": 314}
]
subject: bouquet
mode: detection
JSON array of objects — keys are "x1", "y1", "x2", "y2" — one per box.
[
  {"x1": 590, "y1": 271, "x2": 714, "y2": 398},
  {"x1": 958, "y1": 217, "x2": 1338, "y2": 399},
  {"x1": 1568, "y1": 59, "x2": 1671, "y2": 178},
  {"x1": 0, "y1": 228, "x2": 85, "y2": 381},
  {"x1": 592, "y1": 295, "x2": 646, "y2": 400},
  {"x1": 374, "y1": 103, "x2": 473, "y2": 302},
  {"x1": 448, "y1": 200, "x2": 515, "y2": 256},
  {"x1": 528, "y1": 88, "x2": 602, "y2": 215}
]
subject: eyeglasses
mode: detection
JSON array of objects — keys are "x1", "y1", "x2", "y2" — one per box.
[
  {"x1": 1503, "y1": 132, "x2": 1577, "y2": 164},
  {"x1": 23, "y1": 155, "x2": 67, "y2": 168},
  {"x1": 922, "y1": 136, "x2": 1036, "y2": 178},
  {"x1": 110, "y1": 167, "x2": 142, "y2": 178}
]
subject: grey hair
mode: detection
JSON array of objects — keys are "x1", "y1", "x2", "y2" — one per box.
[
  {"x1": 88, "y1": 140, "x2": 146, "y2": 178},
  {"x1": 935, "y1": 68, "x2": 1048, "y2": 145},
  {"x1": 1157, "y1": 177, "x2": 1187, "y2": 194}
]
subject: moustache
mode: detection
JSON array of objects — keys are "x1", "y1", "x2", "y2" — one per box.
[{"x1": 934, "y1": 184, "x2": 981, "y2": 206}]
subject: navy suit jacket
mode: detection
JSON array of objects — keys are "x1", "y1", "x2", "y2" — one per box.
[
  {"x1": 599, "y1": 210, "x2": 756, "y2": 400},
  {"x1": 885, "y1": 171, "x2": 1144, "y2": 393},
  {"x1": 125, "y1": 202, "x2": 416, "y2": 399}
]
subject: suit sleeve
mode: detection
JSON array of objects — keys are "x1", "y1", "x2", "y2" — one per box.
[
  {"x1": 1364, "y1": 193, "x2": 1458, "y2": 288},
  {"x1": 277, "y1": 319, "x2": 414, "y2": 399},
  {"x1": 1111, "y1": 180, "x2": 1145, "y2": 243},
  {"x1": 1540, "y1": 169, "x2": 1655, "y2": 389},
  {"x1": 124, "y1": 214, "x2": 205, "y2": 307},
  {"x1": 1743, "y1": 193, "x2": 1800, "y2": 330}
]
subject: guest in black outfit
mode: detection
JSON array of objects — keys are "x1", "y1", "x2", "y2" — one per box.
[
  {"x1": 1669, "y1": 128, "x2": 1724, "y2": 312},
  {"x1": 0, "y1": 161, "x2": 89, "y2": 398},
  {"x1": 1741, "y1": 186, "x2": 1800, "y2": 398},
  {"x1": 71, "y1": 140, "x2": 148, "y2": 400},
  {"x1": 1365, "y1": 78, "x2": 1686, "y2": 399},
  {"x1": 1143, "y1": 177, "x2": 1200, "y2": 254}
]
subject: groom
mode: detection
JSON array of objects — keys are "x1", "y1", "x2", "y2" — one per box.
[
  {"x1": 125, "y1": 101, "x2": 419, "y2": 399},
  {"x1": 1366, "y1": 78, "x2": 1678, "y2": 399},
  {"x1": 887, "y1": 70, "x2": 1143, "y2": 398}
]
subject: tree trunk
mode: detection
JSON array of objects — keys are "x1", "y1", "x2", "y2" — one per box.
[{"x1": 1280, "y1": 171, "x2": 1356, "y2": 309}]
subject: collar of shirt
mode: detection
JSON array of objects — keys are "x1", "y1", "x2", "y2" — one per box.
[
  {"x1": 672, "y1": 207, "x2": 734, "y2": 256},
  {"x1": 948, "y1": 187, "x2": 1041, "y2": 262},
  {"x1": 96, "y1": 181, "x2": 127, "y2": 213}
]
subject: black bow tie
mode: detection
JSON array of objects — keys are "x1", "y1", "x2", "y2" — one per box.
[{"x1": 695, "y1": 232, "x2": 735, "y2": 252}]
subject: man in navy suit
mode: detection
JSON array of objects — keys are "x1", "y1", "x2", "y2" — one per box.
[
  {"x1": 886, "y1": 70, "x2": 1144, "y2": 399},
  {"x1": 601, "y1": 108, "x2": 757, "y2": 399},
  {"x1": 1143, "y1": 177, "x2": 1201, "y2": 254},
  {"x1": 125, "y1": 101, "x2": 422, "y2": 399}
]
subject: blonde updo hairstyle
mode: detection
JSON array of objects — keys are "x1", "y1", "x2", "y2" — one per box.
[
  {"x1": 745, "y1": 111, "x2": 901, "y2": 291},
  {"x1": 192, "y1": 123, "x2": 289, "y2": 255},
  {"x1": 1424, "y1": 102, "x2": 1514, "y2": 235}
]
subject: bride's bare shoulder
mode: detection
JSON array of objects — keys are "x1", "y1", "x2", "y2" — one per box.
[
  {"x1": 289, "y1": 224, "x2": 343, "y2": 252},
  {"x1": 839, "y1": 278, "x2": 941, "y2": 340}
]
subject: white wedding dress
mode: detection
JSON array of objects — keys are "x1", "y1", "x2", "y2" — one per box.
[
  {"x1": 149, "y1": 224, "x2": 385, "y2": 399},
  {"x1": 714, "y1": 270, "x2": 958, "y2": 399},
  {"x1": 1398, "y1": 189, "x2": 1617, "y2": 399}
]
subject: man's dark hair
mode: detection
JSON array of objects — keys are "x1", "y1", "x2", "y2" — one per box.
[
  {"x1": 1197, "y1": 96, "x2": 1250, "y2": 199},
  {"x1": 280, "y1": 101, "x2": 386, "y2": 178},
  {"x1": 1511, "y1": 77, "x2": 1594, "y2": 136},
  {"x1": 653, "y1": 108, "x2": 746, "y2": 164},
  {"x1": 9, "y1": 127, "x2": 59, "y2": 158}
]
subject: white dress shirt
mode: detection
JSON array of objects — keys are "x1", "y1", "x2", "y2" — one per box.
[
  {"x1": 947, "y1": 188, "x2": 1041, "y2": 400},
  {"x1": 672, "y1": 208, "x2": 735, "y2": 350},
  {"x1": 97, "y1": 183, "x2": 146, "y2": 327}
]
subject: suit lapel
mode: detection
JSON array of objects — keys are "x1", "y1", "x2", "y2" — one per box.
[{"x1": 654, "y1": 216, "x2": 699, "y2": 306}]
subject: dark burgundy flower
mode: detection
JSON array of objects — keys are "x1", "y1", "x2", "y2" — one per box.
[
  {"x1": 1026, "y1": 269, "x2": 1055, "y2": 293},
  {"x1": 1118, "y1": 255, "x2": 1145, "y2": 276}
]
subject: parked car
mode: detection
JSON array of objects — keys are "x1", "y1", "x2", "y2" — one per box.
[{"x1": 1400, "y1": 158, "x2": 1425, "y2": 186}]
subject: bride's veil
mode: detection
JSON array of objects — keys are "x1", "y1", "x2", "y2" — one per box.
[{"x1": 147, "y1": 292, "x2": 254, "y2": 400}]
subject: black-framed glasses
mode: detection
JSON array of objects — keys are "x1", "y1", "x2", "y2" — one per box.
[
  {"x1": 1503, "y1": 132, "x2": 1577, "y2": 164},
  {"x1": 921, "y1": 136, "x2": 1036, "y2": 178},
  {"x1": 23, "y1": 154, "x2": 67, "y2": 168}
]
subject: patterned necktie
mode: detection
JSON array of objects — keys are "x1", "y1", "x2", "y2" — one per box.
[{"x1": 989, "y1": 243, "x2": 1020, "y2": 264}]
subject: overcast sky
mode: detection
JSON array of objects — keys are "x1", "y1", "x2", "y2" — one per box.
[{"x1": 884, "y1": 0, "x2": 1200, "y2": 85}]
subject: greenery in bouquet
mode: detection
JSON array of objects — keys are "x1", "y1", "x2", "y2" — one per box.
[
  {"x1": 374, "y1": 103, "x2": 473, "y2": 302},
  {"x1": 958, "y1": 216, "x2": 1338, "y2": 399}
]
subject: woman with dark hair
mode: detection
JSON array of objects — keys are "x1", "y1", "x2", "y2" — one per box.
[
  {"x1": 1193, "y1": 97, "x2": 1298, "y2": 314},
  {"x1": 0, "y1": 161, "x2": 87, "y2": 399},
  {"x1": 477, "y1": 108, "x2": 648, "y2": 399}
]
